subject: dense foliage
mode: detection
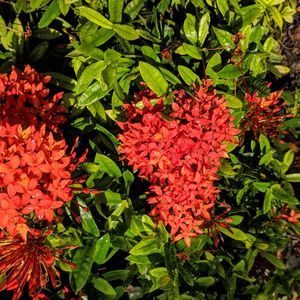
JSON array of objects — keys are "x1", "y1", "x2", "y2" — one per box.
[{"x1": 0, "y1": 0, "x2": 299, "y2": 299}]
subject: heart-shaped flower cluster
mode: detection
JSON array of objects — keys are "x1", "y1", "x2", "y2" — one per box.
[{"x1": 118, "y1": 81, "x2": 240, "y2": 246}]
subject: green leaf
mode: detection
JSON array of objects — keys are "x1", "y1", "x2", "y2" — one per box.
[
  {"x1": 28, "y1": 41, "x2": 49, "y2": 62},
  {"x1": 253, "y1": 182, "x2": 270, "y2": 193},
  {"x1": 92, "y1": 277, "x2": 116, "y2": 296},
  {"x1": 263, "y1": 188, "x2": 273, "y2": 214},
  {"x1": 182, "y1": 43, "x2": 202, "y2": 59},
  {"x1": 108, "y1": 0, "x2": 124, "y2": 22},
  {"x1": 76, "y1": 61, "x2": 106, "y2": 95},
  {"x1": 262, "y1": 252, "x2": 285, "y2": 269},
  {"x1": 216, "y1": 0, "x2": 229, "y2": 17},
  {"x1": 195, "y1": 277, "x2": 215, "y2": 287},
  {"x1": 219, "y1": 227, "x2": 248, "y2": 241},
  {"x1": 259, "y1": 134, "x2": 270, "y2": 153},
  {"x1": 286, "y1": 173, "x2": 300, "y2": 183},
  {"x1": 124, "y1": 0, "x2": 146, "y2": 20},
  {"x1": 259, "y1": 152, "x2": 273, "y2": 166},
  {"x1": 178, "y1": 65, "x2": 200, "y2": 85},
  {"x1": 87, "y1": 100, "x2": 107, "y2": 122},
  {"x1": 130, "y1": 236, "x2": 162, "y2": 255},
  {"x1": 38, "y1": 0, "x2": 61, "y2": 28},
  {"x1": 198, "y1": 12, "x2": 210, "y2": 46},
  {"x1": 229, "y1": 215, "x2": 244, "y2": 225},
  {"x1": 78, "y1": 82, "x2": 110, "y2": 107},
  {"x1": 240, "y1": 5, "x2": 261, "y2": 28},
  {"x1": 32, "y1": 28, "x2": 62, "y2": 40},
  {"x1": 268, "y1": 6, "x2": 283, "y2": 30},
  {"x1": 282, "y1": 150, "x2": 294, "y2": 173},
  {"x1": 95, "y1": 154, "x2": 122, "y2": 178},
  {"x1": 142, "y1": 45, "x2": 160, "y2": 62},
  {"x1": 103, "y1": 190, "x2": 122, "y2": 206},
  {"x1": 0, "y1": 15, "x2": 7, "y2": 38},
  {"x1": 78, "y1": 198, "x2": 100, "y2": 237},
  {"x1": 136, "y1": 29, "x2": 161, "y2": 43},
  {"x1": 272, "y1": 187, "x2": 299, "y2": 205},
  {"x1": 213, "y1": 26, "x2": 234, "y2": 50},
  {"x1": 183, "y1": 13, "x2": 197, "y2": 44},
  {"x1": 223, "y1": 93, "x2": 243, "y2": 108},
  {"x1": 159, "y1": 67, "x2": 181, "y2": 85},
  {"x1": 139, "y1": 62, "x2": 168, "y2": 96},
  {"x1": 70, "y1": 240, "x2": 97, "y2": 294},
  {"x1": 76, "y1": 6, "x2": 113, "y2": 29},
  {"x1": 48, "y1": 72, "x2": 77, "y2": 91},
  {"x1": 218, "y1": 64, "x2": 242, "y2": 79},
  {"x1": 113, "y1": 24, "x2": 139, "y2": 40}
]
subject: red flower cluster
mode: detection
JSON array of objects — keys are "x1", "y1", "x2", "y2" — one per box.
[
  {"x1": 0, "y1": 229, "x2": 75, "y2": 300},
  {"x1": 0, "y1": 65, "x2": 66, "y2": 131},
  {"x1": 241, "y1": 89, "x2": 291, "y2": 140},
  {"x1": 118, "y1": 81, "x2": 240, "y2": 246},
  {"x1": 0, "y1": 66, "x2": 86, "y2": 299}
]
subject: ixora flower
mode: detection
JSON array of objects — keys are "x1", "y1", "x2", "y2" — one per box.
[
  {"x1": 0, "y1": 229, "x2": 76, "y2": 300},
  {"x1": 0, "y1": 66, "x2": 87, "y2": 239},
  {"x1": 0, "y1": 123, "x2": 85, "y2": 238},
  {"x1": 118, "y1": 81, "x2": 240, "y2": 246},
  {"x1": 241, "y1": 89, "x2": 292, "y2": 140},
  {"x1": 0, "y1": 65, "x2": 66, "y2": 131}
]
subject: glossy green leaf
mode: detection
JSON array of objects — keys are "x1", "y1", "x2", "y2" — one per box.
[
  {"x1": 195, "y1": 277, "x2": 215, "y2": 287},
  {"x1": 48, "y1": 72, "x2": 77, "y2": 91},
  {"x1": 198, "y1": 12, "x2": 210, "y2": 46},
  {"x1": 38, "y1": 0, "x2": 60, "y2": 28},
  {"x1": 78, "y1": 82, "x2": 110, "y2": 107},
  {"x1": 268, "y1": 6, "x2": 283, "y2": 30},
  {"x1": 183, "y1": 13, "x2": 197, "y2": 44},
  {"x1": 286, "y1": 173, "x2": 300, "y2": 182},
  {"x1": 216, "y1": 0, "x2": 229, "y2": 17},
  {"x1": 124, "y1": 0, "x2": 146, "y2": 20},
  {"x1": 78, "y1": 198, "x2": 100, "y2": 237},
  {"x1": 92, "y1": 277, "x2": 116, "y2": 295},
  {"x1": 70, "y1": 240, "x2": 97, "y2": 294},
  {"x1": 223, "y1": 93, "x2": 243, "y2": 108},
  {"x1": 87, "y1": 100, "x2": 107, "y2": 122},
  {"x1": 262, "y1": 252, "x2": 285, "y2": 269},
  {"x1": 263, "y1": 188, "x2": 273, "y2": 214},
  {"x1": 240, "y1": 5, "x2": 261, "y2": 28},
  {"x1": 77, "y1": 6, "x2": 113, "y2": 29},
  {"x1": 130, "y1": 236, "x2": 162, "y2": 255},
  {"x1": 139, "y1": 62, "x2": 168, "y2": 96},
  {"x1": 76, "y1": 61, "x2": 106, "y2": 95},
  {"x1": 113, "y1": 24, "x2": 139, "y2": 40},
  {"x1": 32, "y1": 28, "x2": 62, "y2": 40},
  {"x1": 178, "y1": 65, "x2": 200, "y2": 85},
  {"x1": 58, "y1": 0, "x2": 70, "y2": 15},
  {"x1": 108, "y1": 0, "x2": 124, "y2": 22},
  {"x1": 182, "y1": 43, "x2": 202, "y2": 59},
  {"x1": 142, "y1": 45, "x2": 161, "y2": 62},
  {"x1": 95, "y1": 154, "x2": 122, "y2": 178},
  {"x1": 229, "y1": 215, "x2": 244, "y2": 225},
  {"x1": 28, "y1": 41, "x2": 49, "y2": 62},
  {"x1": 218, "y1": 64, "x2": 242, "y2": 79},
  {"x1": 219, "y1": 226, "x2": 248, "y2": 241},
  {"x1": 159, "y1": 67, "x2": 181, "y2": 85},
  {"x1": 213, "y1": 26, "x2": 234, "y2": 50},
  {"x1": 259, "y1": 134, "x2": 270, "y2": 153},
  {"x1": 136, "y1": 29, "x2": 161, "y2": 43},
  {"x1": 272, "y1": 187, "x2": 299, "y2": 205}
]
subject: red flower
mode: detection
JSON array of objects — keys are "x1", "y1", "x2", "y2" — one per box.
[
  {"x1": 241, "y1": 89, "x2": 292, "y2": 140},
  {"x1": 0, "y1": 65, "x2": 66, "y2": 132},
  {"x1": 118, "y1": 81, "x2": 240, "y2": 246},
  {"x1": 0, "y1": 229, "x2": 75, "y2": 300}
]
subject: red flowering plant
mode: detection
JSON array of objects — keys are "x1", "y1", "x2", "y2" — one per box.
[
  {"x1": 0, "y1": 66, "x2": 87, "y2": 299},
  {"x1": 117, "y1": 81, "x2": 240, "y2": 247}
]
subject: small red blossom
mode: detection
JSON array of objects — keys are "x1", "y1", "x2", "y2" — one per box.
[
  {"x1": 0, "y1": 229, "x2": 75, "y2": 300},
  {"x1": 117, "y1": 81, "x2": 240, "y2": 246},
  {"x1": 275, "y1": 208, "x2": 300, "y2": 224},
  {"x1": 0, "y1": 65, "x2": 66, "y2": 132},
  {"x1": 241, "y1": 89, "x2": 292, "y2": 140}
]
